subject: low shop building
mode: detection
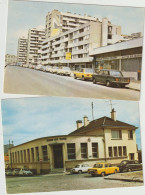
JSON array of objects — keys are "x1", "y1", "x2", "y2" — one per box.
[
  {"x1": 90, "y1": 37, "x2": 143, "y2": 80},
  {"x1": 9, "y1": 109, "x2": 138, "y2": 174}
]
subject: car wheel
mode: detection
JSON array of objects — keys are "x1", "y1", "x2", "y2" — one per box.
[
  {"x1": 128, "y1": 168, "x2": 132, "y2": 172},
  {"x1": 74, "y1": 74, "x2": 77, "y2": 79},
  {"x1": 91, "y1": 174, "x2": 95, "y2": 177},
  {"x1": 106, "y1": 80, "x2": 111, "y2": 87},
  {"x1": 114, "y1": 169, "x2": 117, "y2": 174},
  {"x1": 78, "y1": 170, "x2": 82, "y2": 174},
  {"x1": 82, "y1": 76, "x2": 85, "y2": 81},
  {"x1": 93, "y1": 78, "x2": 96, "y2": 84},
  {"x1": 101, "y1": 172, "x2": 105, "y2": 177}
]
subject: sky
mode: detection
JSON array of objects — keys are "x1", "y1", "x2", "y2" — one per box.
[
  {"x1": 1, "y1": 96, "x2": 142, "y2": 149},
  {"x1": 6, "y1": 0, "x2": 144, "y2": 55}
]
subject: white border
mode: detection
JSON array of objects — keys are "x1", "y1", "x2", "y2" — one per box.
[{"x1": 0, "y1": 0, "x2": 145, "y2": 195}]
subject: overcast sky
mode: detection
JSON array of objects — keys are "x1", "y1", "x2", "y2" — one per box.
[
  {"x1": 1, "y1": 97, "x2": 142, "y2": 149},
  {"x1": 6, "y1": 0, "x2": 144, "y2": 55}
]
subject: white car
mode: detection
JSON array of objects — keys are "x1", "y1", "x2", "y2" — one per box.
[
  {"x1": 70, "y1": 164, "x2": 92, "y2": 174},
  {"x1": 45, "y1": 66, "x2": 52, "y2": 72},
  {"x1": 59, "y1": 67, "x2": 71, "y2": 76},
  {"x1": 35, "y1": 65, "x2": 42, "y2": 70},
  {"x1": 19, "y1": 169, "x2": 33, "y2": 176}
]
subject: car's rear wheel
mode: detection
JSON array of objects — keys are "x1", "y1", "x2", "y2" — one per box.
[
  {"x1": 114, "y1": 169, "x2": 117, "y2": 174},
  {"x1": 82, "y1": 76, "x2": 86, "y2": 81},
  {"x1": 106, "y1": 80, "x2": 111, "y2": 87},
  {"x1": 78, "y1": 170, "x2": 82, "y2": 174},
  {"x1": 101, "y1": 172, "x2": 105, "y2": 177},
  {"x1": 93, "y1": 78, "x2": 96, "y2": 84}
]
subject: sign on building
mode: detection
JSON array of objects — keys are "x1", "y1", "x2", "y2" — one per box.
[{"x1": 66, "y1": 52, "x2": 71, "y2": 60}]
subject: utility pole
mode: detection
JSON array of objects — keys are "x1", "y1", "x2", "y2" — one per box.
[
  {"x1": 9, "y1": 140, "x2": 12, "y2": 169},
  {"x1": 91, "y1": 102, "x2": 94, "y2": 120}
]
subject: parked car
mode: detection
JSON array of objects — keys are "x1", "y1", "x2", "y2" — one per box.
[
  {"x1": 88, "y1": 162, "x2": 119, "y2": 177},
  {"x1": 41, "y1": 66, "x2": 46, "y2": 72},
  {"x1": 13, "y1": 169, "x2": 20, "y2": 176},
  {"x1": 70, "y1": 164, "x2": 92, "y2": 174},
  {"x1": 5, "y1": 169, "x2": 13, "y2": 176},
  {"x1": 45, "y1": 65, "x2": 52, "y2": 72},
  {"x1": 19, "y1": 168, "x2": 33, "y2": 176},
  {"x1": 52, "y1": 66, "x2": 59, "y2": 74},
  {"x1": 92, "y1": 69, "x2": 130, "y2": 87},
  {"x1": 118, "y1": 160, "x2": 142, "y2": 172},
  {"x1": 35, "y1": 65, "x2": 42, "y2": 70},
  {"x1": 59, "y1": 67, "x2": 71, "y2": 76},
  {"x1": 74, "y1": 68, "x2": 93, "y2": 81}
]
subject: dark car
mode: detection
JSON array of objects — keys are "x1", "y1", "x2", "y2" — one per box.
[
  {"x1": 92, "y1": 69, "x2": 130, "y2": 87},
  {"x1": 118, "y1": 160, "x2": 142, "y2": 172}
]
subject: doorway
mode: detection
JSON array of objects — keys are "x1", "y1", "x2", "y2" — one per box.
[{"x1": 53, "y1": 144, "x2": 63, "y2": 168}]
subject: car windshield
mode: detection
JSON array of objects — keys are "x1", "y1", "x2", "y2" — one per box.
[
  {"x1": 120, "y1": 161, "x2": 128, "y2": 165},
  {"x1": 110, "y1": 71, "x2": 123, "y2": 77},
  {"x1": 93, "y1": 164, "x2": 103, "y2": 168},
  {"x1": 75, "y1": 165, "x2": 80, "y2": 168},
  {"x1": 85, "y1": 69, "x2": 93, "y2": 73}
]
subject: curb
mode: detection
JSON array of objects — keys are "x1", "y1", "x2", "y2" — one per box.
[
  {"x1": 126, "y1": 87, "x2": 140, "y2": 92},
  {"x1": 104, "y1": 177, "x2": 143, "y2": 183}
]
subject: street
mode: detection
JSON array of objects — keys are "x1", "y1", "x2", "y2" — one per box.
[
  {"x1": 4, "y1": 66, "x2": 140, "y2": 100},
  {"x1": 6, "y1": 172, "x2": 143, "y2": 194}
]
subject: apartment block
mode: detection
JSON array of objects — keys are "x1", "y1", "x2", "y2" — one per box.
[
  {"x1": 42, "y1": 18, "x2": 122, "y2": 69},
  {"x1": 17, "y1": 37, "x2": 28, "y2": 64},
  {"x1": 5, "y1": 54, "x2": 17, "y2": 65},
  {"x1": 27, "y1": 28, "x2": 45, "y2": 66},
  {"x1": 45, "y1": 9, "x2": 99, "y2": 39}
]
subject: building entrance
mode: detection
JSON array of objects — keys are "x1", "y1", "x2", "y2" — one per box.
[{"x1": 53, "y1": 144, "x2": 63, "y2": 168}]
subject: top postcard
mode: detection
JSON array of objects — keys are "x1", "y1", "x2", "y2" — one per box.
[{"x1": 3, "y1": 0, "x2": 144, "y2": 100}]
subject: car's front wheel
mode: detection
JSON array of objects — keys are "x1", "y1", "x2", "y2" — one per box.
[
  {"x1": 74, "y1": 75, "x2": 77, "y2": 79},
  {"x1": 78, "y1": 170, "x2": 82, "y2": 174},
  {"x1": 93, "y1": 78, "x2": 96, "y2": 84}
]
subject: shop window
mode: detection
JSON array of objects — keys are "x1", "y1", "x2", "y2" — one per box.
[
  {"x1": 113, "y1": 147, "x2": 118, "y2": 157},
  {"x1": 111, "y1": 130, "x2": 122, "y2": 139},
  {"x1": 128, "y1": 130, "x2": 133, "y2": 139},
  {"x1": 92, "y1": 143, "x2": 98, "y2": 158},
  {"x1": 42, "y1": 145, "x2": 48, "y2": 161},
  {"x1": 118, "y1": 146, "x2": 122, "y2": 157},
  {"x1": 81, "y1": 143, "x2": 87, "y2": 159},
  {"x1": 123, "y1": 146, "x2": 127, "y2": 156},
  {"x1": 108, "y1": 147, "x2": 113, "y2": 157},
  {"x1": 67, "y1": 143, "x2": 76, "y2": 160}
]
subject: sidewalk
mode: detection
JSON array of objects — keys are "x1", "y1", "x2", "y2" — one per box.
[
  {"x1": 105, "y1": 171, "x2": 143, "y2": 183},
  {"x1": 127, "y1": 80, "x2": 141, "y2": 91}
]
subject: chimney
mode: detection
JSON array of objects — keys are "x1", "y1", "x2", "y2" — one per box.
[
  {"x1": 83, "y1": 116, "x2": 89, "y2": 126},
  {"x1": 111, "y1": 108, "x2": 116, "y2": 121},
  {"x1": 76, "y1": 120, "x2": 82, "y2": 129}
]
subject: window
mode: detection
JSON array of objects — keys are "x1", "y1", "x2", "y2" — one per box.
[
  {"x1": 42, "y1": 145, "x2": 48, "y2": 161},
  {"x1": 67, "y1": 143, "x2": 76, "y2": 160},
  {"x1": 81, "y1": 143, "x2": 87, "y2": 159},
  {"x1": 35, "y1": 147, "x2": 39, "y2": 162},
  {"x1": 27, "y1": 149, "x2": 30, "y2": 162},
  {"x1": 113, "y1": 147, "x2": 118, "y2": 157},
  {"x1": 128, "y1": 130, "x2": 133, "y2": 139},
  {"x1": 123, "y1": 146, "x2": 127, "y2": 156},
  {"x1": 92, "y1": 143, "x2": 98, "y2": 158},
  {"x1": 31, "y1": 148, "x2": 34, "y2": 162},
  {"x1": 108, "y1": 147, "x2": 113, "y2": 157},
  {"x1": 111, "y1": 130, "x2": 122, "y2": 139},
  {"x1": 118, "y1": 146, "x2": 122, "y2": 157}
]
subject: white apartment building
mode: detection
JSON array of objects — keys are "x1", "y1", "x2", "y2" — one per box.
[
  {"x1": 45, "y1": 9, "x2": 99, "y2": 39},
  {"x1": 27, "y1": 28, "x2": 45, "y2": 66},
  {"x1": 17, "y1": 37, "x2": 28, "y2": 65},
  {"x1": 42, "y1": 18, "x2": 122, "y2": 69},
  {"x1": 5, "y1": 54, "x2": 17, "y2": 65}
]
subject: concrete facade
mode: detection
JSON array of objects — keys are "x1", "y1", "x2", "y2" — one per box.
[
  {"x1": 9, "y1": 110, "x2": 138, "y2": 174},
  {"x1": 5, "y1": 54, "x2": 17, "y2": 65},
  {"x1": 42, "y1": 19, "x2": 122, "y2": 69},
  {"x1": 45, "y1": 10, "x2": 100, "y2": 39},
  {"x1": 27, "y1": 28, "x2": 45, "y2": 66},
  {"x1": 90, "y1": 37, "x2": 143, "y2": 80},
  {"x1": 17, "y1": 37, "x2": 28, "y2": 65}
]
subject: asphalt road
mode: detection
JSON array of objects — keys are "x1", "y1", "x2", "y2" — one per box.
[
  {"x1": 4, "y1": 66, "x2": 140, "y2": 100},
  {"x1": 6, "y1": 173, "x2": 143, "y2": 193}
]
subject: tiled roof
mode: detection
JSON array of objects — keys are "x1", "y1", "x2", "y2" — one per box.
[{"x1": 69, "y1": 116, "x2": 137, "y2": 135}]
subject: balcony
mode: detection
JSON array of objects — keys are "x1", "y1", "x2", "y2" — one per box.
[{"x1": 72, "y1": 49, "x2": 89, "y2": 55}]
